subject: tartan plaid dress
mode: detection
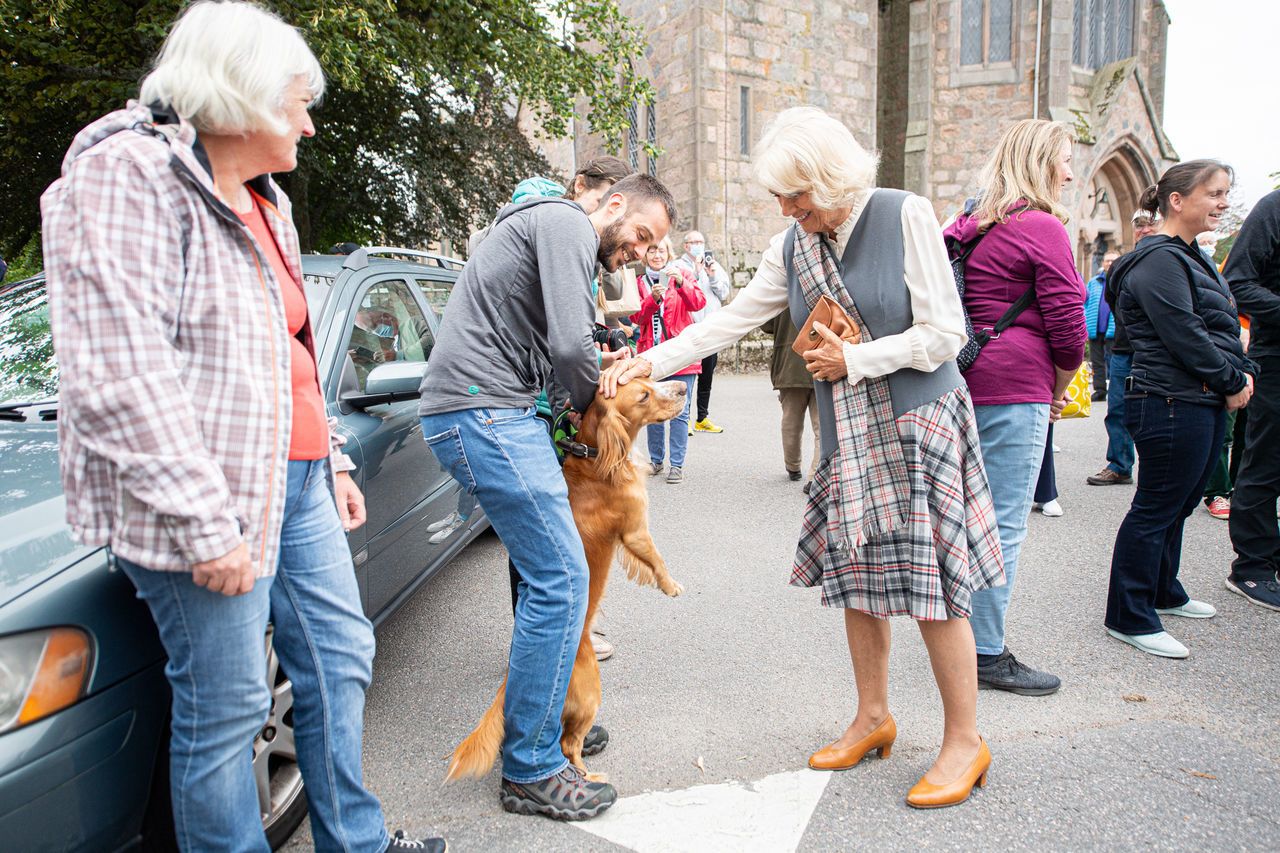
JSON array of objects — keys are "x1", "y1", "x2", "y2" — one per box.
[
  {"x1": 790, "y1": 386, "x2": 1005, "y2": 620},
  {"x1": 785, "y1": 225, "x2": 1005, "y2": 621}
]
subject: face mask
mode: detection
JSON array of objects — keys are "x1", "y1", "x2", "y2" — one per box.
[
  {"x1": 688, "y1": 244, "x2": 705, "y2": 259},
  {"x1": 646, "y1": 266, "x2": 662, "y2": 277},
  {"x1": 374, "y1": 323, "x2": 394, "y2": 338}
]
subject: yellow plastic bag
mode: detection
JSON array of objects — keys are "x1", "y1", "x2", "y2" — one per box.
[{"x1": 1060, "y1": 362, "x2": 1094, "y2": 419}]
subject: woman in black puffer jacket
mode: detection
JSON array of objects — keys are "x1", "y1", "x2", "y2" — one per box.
[{"x1": 1104, "y1": 159, "x2": 1258, "y2": 659}]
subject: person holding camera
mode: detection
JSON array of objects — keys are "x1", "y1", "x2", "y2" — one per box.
[
  {"x1": 675, "y1": 230, "x2": 732, "y2": 433},
  {"x1": 633, "y1": 237, "x2": 705, "y2": 483}
]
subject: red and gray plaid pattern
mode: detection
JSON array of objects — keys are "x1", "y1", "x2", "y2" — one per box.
[
  {"x1": 790, "y1": 226, "x2": 910, "y2": 551},
  {"x1": 42, "y1": 103, "x2": 344, "y2": 577},
  {"x1": 791, "y1": 388, "x2": 1005, "y2": 620}
]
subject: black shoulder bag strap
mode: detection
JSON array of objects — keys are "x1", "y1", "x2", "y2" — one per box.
[{"x1": 966, "y1": 206, "x2": 1035, "y2": 348}]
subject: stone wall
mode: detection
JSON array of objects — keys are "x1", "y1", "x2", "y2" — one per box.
[{"x1": 607, "y1": 0, "x2": 879, "y2": 282}]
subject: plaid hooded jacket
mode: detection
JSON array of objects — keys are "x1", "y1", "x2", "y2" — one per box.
[{"x1": 42, "y1": 102, "x2": 349, "y2": 577}]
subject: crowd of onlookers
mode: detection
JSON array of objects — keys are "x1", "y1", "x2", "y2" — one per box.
[{"x1": 33, "y1": 0, "x2": 1280, "y2": 845}]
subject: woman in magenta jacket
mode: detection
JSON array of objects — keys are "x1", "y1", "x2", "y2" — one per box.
[
  {"x1": 943, "y1": 119, "x2": 1086, "y2": 697},
  {"x1": 633, "y1": 236, "x2": 706, "y2": 483}
]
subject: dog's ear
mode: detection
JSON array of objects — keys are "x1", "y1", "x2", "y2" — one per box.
[{"x1": 594, "y1": 407, "x2": 633, "y2": 479}]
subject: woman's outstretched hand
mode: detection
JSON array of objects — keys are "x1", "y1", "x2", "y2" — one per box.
[
  {"x1": 802, "y1": 322, "x2": 850, "y2": 382},
  {"x1": 599, "y1": 357, "x2": 654, "y2": 398}
]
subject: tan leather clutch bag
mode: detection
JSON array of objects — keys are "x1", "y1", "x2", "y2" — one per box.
[{"x1": 792, "y1": 294, "x2": 862, "y2": 355}]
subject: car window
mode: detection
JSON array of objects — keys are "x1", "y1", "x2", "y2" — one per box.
[
  {"x1": 345, "y1": 279, "x2": 434, "y2": 392},
  {"x1": 414, "y1": 277, "x2": 455, "y2": 318},
  {"x1": 302, "y1": 273, "x2": 333, "y2": 329},
  {"x1": 0, "y1": 280, "x2": 58, "y2": 406}
]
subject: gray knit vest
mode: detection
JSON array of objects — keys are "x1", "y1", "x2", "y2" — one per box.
[{"x1": 785, "y1": 188, "x2": 963, "y2": 459}]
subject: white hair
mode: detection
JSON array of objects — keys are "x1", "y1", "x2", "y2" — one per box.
[
  {"x1": 753, "y1": 106, "x2": 878, "y2": 209},
  {"x1": 140, "y1": 1, "x2": 324, "y2": 135}
]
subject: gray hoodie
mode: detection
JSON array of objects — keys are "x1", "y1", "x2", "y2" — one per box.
[{"x1": 418, "y1": 198, "x2": 600, "y2": 415}]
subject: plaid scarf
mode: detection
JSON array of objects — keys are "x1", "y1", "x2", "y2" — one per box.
[{"x1": 792, "y1": 225, "x2": 909, "y2": 551}]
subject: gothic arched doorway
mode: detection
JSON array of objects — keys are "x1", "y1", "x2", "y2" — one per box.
[{"x1": 1076, "y1": 143, "x2": 1155, "y2": 277}]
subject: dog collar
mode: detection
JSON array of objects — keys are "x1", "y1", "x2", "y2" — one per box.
[{"x1": 555, "y1": 437, "x2": 599, "y2": 459}]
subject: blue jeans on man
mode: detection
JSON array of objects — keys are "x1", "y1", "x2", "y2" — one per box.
[
  {"x1": 1105, "y1": 395, "x2": 1223, "y2": 634},
  {"x1": 647, "y1": 373, "x2": 695, "y2": 467},
  {"x1": 118, "y1": 459, "x2": 387, "y2": 852},
  {"x1": 968, "y1": 403, "x2": 1050, "y2": 657},
  {"x1": 421, "y1": 406, "x2": 587, "y2": 783},
  {"x1": 1104, "y1": 352, "x2": 1135, "y2": 476}
]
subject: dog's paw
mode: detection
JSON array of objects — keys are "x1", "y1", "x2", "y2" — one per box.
[
  {"x1": 586, "y1": 771, "x2": 610, "y2": 784},
  {"x1": 661, "y1": 579, "x2": 684, "y2": 597}
]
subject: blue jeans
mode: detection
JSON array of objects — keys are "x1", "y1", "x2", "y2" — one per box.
[
  {"x1": 118, "y1": 459, "x2": 387, "y2": 852},
  {"x1": 1106, "y1": 395, "x2": 1223, "y2": 634},
  {"x1": 969, "y1": 403, "x2": 1050, "y2": 656},
  {"x1": 647, "y1": 373, "x2": 695, "y2": 467},
  {"x1": 1105, "y1": 353, "x2": 1135, "y2": 476},
  {"x1": 421, "y1": 407, "x2": 586, "y2": 783}
]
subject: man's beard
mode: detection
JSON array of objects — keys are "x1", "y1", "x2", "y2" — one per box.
[{"x1": 596, "y1": 219, "x2": 627, "y2": 272}]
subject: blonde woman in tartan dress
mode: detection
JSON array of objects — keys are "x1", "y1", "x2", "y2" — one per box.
[{"x1": 600, "y1": 107, "x2": 1005, "y2": 809}]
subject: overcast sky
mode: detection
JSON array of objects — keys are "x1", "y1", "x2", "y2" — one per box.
[{"x1": 1161, "y1": 0, "x2": 1278, "y2": 210}]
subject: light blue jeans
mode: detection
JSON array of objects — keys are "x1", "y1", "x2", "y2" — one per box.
[
  {"x1": 118, "y1": 459, "x2": 387, "y2": 852},
  {"x1": 647, "y1": 373, "x2": 695, "y2": 467},
  {"x1": 968, "y1": 403, "x2": 1050, "y2": 656},
  {"x1": 421, "y1": 406, "x2": 587, "y2": 783}
]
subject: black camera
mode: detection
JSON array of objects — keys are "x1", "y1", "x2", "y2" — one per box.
[
  {"x1": 591, "y1": 326, "x2": 628, "y2": 351},
  {"x1": 703, "y1": 249, "x2": 715, "y2": 266}
]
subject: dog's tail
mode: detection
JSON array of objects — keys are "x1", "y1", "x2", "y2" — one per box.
[{"x1": 445, "y1": 675, "x2": 507, "y2": 781}]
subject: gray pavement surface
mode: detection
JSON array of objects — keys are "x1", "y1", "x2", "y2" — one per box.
[{"x1": 286, "y1": 372, "x2": 1279, "y2": 852}]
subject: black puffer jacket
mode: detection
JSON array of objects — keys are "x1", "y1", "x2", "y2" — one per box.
[{"x1": 1111, "y1": 235, "x2": 1256, "y2": 405}]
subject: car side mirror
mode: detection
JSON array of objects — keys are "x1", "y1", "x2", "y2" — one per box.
[{"x1": 341, "y1": 361, "x2": 427, "y2": 410}]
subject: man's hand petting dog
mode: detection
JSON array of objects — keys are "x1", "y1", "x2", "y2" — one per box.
[{"x1": 599, "y1": 356, "x2": 654, "y2": 398}]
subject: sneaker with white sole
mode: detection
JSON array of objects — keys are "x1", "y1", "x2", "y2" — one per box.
[
  {"x1": 1225, "y1": 577, "x2": 1280, "y2": 612},
  {"x1": 427, "y1": 513, "x2": 465, "y2": 544},
  {"x1": 500, "y1": 764, "x2": 616, "y2": 821},
  {"x1": 1106, "y1": 628, "x2": 1189, "y2": 658},
  {"x1": 666, "y1": 466, "x2": 683, "y2": 484},
  {"x1": 1205, "y1": 496, "x2": 1231, "y2": 519},
  {"x1": 1155, "y1": 599, "x2": 1217, "y2": 619},
  {"x1": 649, "y1": 462, "x2": 664, "y2": 476},
  {"x1": 425, "y1": 511, "x2": 462, "y2": 534},
  {"x1": 1035, "y1": 499, "x2": 1064, "y2": 517}
]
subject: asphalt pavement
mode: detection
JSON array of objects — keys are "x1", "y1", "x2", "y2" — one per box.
[{"x1": 286, "y1": 372, "x2": 1279, "y2": 852}]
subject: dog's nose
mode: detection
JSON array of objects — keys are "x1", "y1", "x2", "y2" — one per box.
[{"x1": 657, "y1": 380, "x2": 686, "y2": 400}]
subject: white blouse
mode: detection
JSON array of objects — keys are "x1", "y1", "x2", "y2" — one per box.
[{"x1": 642, "y1": 189, "x2": 967, "y2": 385}]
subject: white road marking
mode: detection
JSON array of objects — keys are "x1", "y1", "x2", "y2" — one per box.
[{"x1": 572, "y1": 769, "x2": 832, "y2": 852}]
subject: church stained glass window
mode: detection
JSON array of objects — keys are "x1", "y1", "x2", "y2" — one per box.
[{"x1": 959, "y1": 0, "x2": 1014, "y2": 67}]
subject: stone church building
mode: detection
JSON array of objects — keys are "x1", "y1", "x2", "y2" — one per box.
[{"x1": 559, "y1": 0, "x2": 1177, "y2": 283}]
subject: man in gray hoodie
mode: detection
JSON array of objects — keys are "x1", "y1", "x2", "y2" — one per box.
[{"x1": 418, "y1": 174, "x2": 676, "y2": 820}]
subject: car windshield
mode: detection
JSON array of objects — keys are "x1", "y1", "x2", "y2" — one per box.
[{"x1": 0, "y1": 279, "x2": 58, "y2": 414}]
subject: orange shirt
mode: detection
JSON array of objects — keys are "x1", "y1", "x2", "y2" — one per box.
[{"x1": 237, "y1": 198, "x2": 329, "y2": 460}]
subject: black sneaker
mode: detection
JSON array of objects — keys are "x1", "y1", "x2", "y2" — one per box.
[
  {"x1": 387, "y1": 830, "x2": 447, "y2": 852},
  {"x1": 500, "y1": 764, "x2": 617, "y2": 820},
  {"x1": 788, "y1": 469, "x2": 803, "y2": 481},
  {"x1": 582, "y1": 724, "x2": 609, "y2": 756},
  {"x1": 1226, "y1": 577, "x2": 1280, "y2": 612},
  {"x1": 977, "y1": 649, "x2": 1061, "y2": 696}
]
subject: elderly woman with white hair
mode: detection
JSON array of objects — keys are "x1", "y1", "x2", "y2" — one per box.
[
  {"x1": 42, "y1": 2, "x2": 437, "y2": 850},
  {"x1": 601, "y1": 106, "x2": 1004, "y2": 809}
]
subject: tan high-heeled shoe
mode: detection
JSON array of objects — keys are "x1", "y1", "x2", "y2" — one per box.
[
  {"x1": 807, "y1": 715, "x2": 896, "y2": 771},
  {"x1": 905, "y1": 737, "x2": 991, "y2": 809}
]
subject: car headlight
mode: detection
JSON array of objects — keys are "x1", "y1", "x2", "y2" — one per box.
[{"x1": 0, "y1": 628, "x2": 93, "y2": 733}]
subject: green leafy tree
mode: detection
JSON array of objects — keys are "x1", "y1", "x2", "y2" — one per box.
[{"x1": 0, "y1": 0, "x2": 653, "y2": 254}]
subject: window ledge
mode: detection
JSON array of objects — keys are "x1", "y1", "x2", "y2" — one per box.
[{"x1": 949, "y1": 65, "x2": 1019, "y2": 87}]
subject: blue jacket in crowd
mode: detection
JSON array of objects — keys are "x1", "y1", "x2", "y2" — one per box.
[{"x1": 1084, "y1": 272, "x2": 1116, "y2": 340}]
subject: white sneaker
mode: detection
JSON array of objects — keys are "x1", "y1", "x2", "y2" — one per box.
[
  {"x1": 426, "y1": 511, "x2": 462, "y2": 533},
  {"x1": 1106, "y1": 628, "x2": 1189, "y2": 659},
  {"x1": 1040, "y1": 499, "x2": 1064, "y2": 517},
  {"x1": 1155, "y1": 600, "x2": 1217, "y2": 619}
]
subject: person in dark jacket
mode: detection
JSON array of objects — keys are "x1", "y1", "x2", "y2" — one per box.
[
  {"x1": 760, "y1": 309, "x2": 821, "y2": 490},
  {"x1": 1089, "y1": 210, "x2": 1159, "y2": 486},
  {"x1": 1104, "y1": 160, "x2": 1257, "y2": 659},
  {"x1": 1225, "y1": 188, "x2": 1280, "y2": 610}
]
